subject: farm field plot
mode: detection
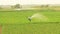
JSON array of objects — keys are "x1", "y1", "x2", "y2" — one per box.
[
  {"x1": 0, "y1": 10, "x2": 60, "y2": 34},
  {"x1": 0, "y1": 10, "x2": 60, "y2": 24},
  {"x1": 2, "y1": 24, "x2": 60, "y2": 34}
]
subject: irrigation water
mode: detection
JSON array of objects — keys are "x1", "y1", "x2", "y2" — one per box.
[{"x1": 30, "y1": 13, "x2": 49, "y2": 22}]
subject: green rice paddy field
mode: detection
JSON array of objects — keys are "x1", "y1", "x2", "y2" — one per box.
[{"x1": 1, "y1": 10, "x2": 60, "y2": 34}]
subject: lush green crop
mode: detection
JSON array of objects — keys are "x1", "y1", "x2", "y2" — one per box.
[{"x1": 1, "y1": 10, "x2": 60, "y2": 34}]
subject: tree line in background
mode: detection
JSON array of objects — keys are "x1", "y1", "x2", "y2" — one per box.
[
  {"x1": 0, "y1": 4, "x2": 50, "y2": 9},
  {"x1": 0, "y1": 4, "x2": 21, "y2": 9},
  {"x1": 11, "y1": 4, "x2": 21, "y2": 9}
]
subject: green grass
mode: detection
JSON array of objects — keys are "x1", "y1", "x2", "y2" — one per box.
[
  {"x1": 2, "y1": 23, "x2": 60, "y2": 34},
  {"x1": 0, "y1": 10, "x2": 60, "y2": 24},
  {"x1": 1, "y1": 10, "x2": 60, "y2": 34}
]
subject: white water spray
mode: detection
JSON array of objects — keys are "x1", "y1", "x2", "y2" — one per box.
[{"x1": 30, "y1": 13, "x2": 48, "y2": 22}]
